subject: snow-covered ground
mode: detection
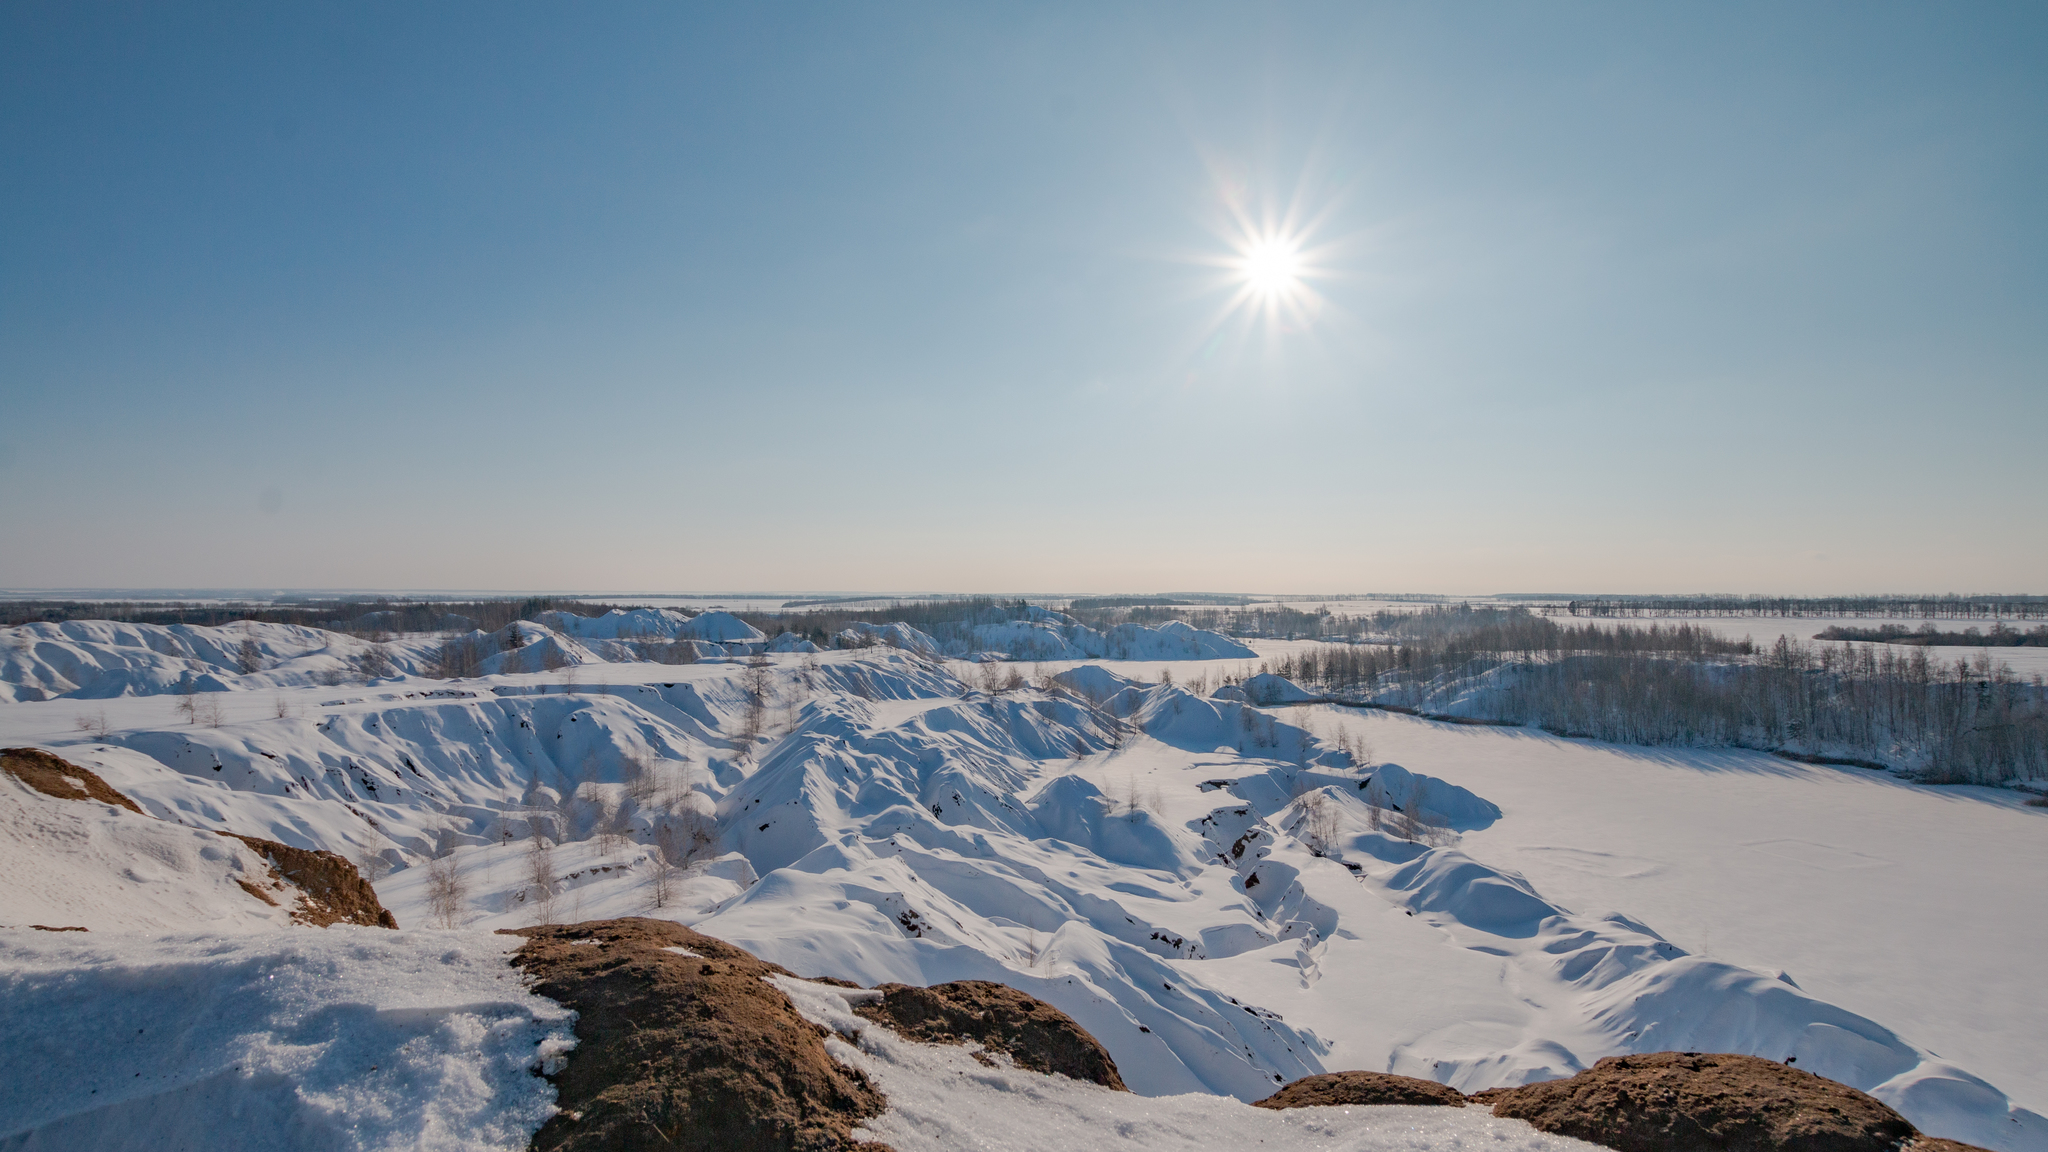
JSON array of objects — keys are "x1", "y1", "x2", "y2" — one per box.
[
  {"x1": 1325, "y1": 712, "x2": 2047, "y2": 1099},
  {"x1": 2, "y1": 613, "x2": 2044, "y2": 1150},
  {"x1": 773, "y1": 972, "x2": 1609, "y2": 1152},
  {"x1": 0, "y1": 764, "x2": 298, "y2": 933},
  {"x1": 0, "y1": 928, "x2": 573, "y2": 1151}
]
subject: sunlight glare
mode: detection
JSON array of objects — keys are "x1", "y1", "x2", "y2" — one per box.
[{"x1": 1241, "y1": 237, "x2": 1303, "y2": 299}]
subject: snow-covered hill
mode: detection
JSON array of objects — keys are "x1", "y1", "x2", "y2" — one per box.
[
  {"x1": 837, "y1": 605, "x2": 1258, "y2": 661},
  {"x1": 1, "y1": 635, "x2": 2043, "y2": 1151},
  {"x1": 0, "y1": 608, "x2": 1244, "y2": 701}
]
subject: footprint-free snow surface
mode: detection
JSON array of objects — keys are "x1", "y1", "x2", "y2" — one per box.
[
  {"x1": 0, "y1": 929, "x2": 573, "y2": 1151},
  {"x1": 0, "y1": 627, "x2": 2043, "y2": 1151}
]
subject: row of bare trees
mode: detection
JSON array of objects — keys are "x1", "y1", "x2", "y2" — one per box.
[{"x1": 1264, "y1": 622, "x2": 2048, "y2": 783}]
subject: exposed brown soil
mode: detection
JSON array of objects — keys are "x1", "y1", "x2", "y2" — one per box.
[
  {"x1": 219, "y1": 833, "x2": 399, "y2": 928},
  {"x1": 1253, "y1": 1070, "x2": 1467, "y2": 1109},
  {"x1": 30, "y1": 924, "x2": 88, "y2": 932},
  {"x1": 511, "y1": 918, "x2": 892, "y2": 1152},
  {"x1": 1485, "y1": 1052, "x2": 1921, "y2": 1152},
  {"x1": 852, "y1": 980, "x2": 1126, "y2": 1090},
  {"x1": 0, "y1": 747, "x2": 145, "y2": 814}
]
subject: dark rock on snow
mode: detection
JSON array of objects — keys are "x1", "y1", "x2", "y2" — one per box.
[
  {"x1": 853, "y1": 980, "x2": 1127, "y2": 1090},
  {"x1": 1482, "y1": 1052, "x2": 1922, "y2": 1152},
  {"x1": 512, "y1": 918, "x2": 892, "y2": 1152},
  {"x1": 1253, "y1": 1070, "x2": 1467, "y2": 1109}
]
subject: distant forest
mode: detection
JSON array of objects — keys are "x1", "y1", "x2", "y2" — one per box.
[
  {"x1": 1564, "y1": 595, "x2": 2048, "y2": 620},
  {"x1": 1814, "y1": 623, "x2": 2048, "y2": 647},
  {"x1": 0, "y1": 597, "x2": 629, "y2": 634},
  {"x1": 1254, "y1": 606, "x2": 2046, "y2": 785}
]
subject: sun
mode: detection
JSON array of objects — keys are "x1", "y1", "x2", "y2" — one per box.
[
  {"x1": 1188, "y1": 174, "x2": 1340, "y2": 348},
  {"x1": 1239, "y1": 236, "x2": 1304, "y2": 300}
]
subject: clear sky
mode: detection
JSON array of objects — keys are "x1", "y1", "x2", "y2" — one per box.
[{"x1": 3, "y1": 2, "x2": 2043, "y2": 595}]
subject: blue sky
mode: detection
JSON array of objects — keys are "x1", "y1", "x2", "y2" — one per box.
[{"x1": 3, "y1": 2, "x2": 2042, "y2": 594}]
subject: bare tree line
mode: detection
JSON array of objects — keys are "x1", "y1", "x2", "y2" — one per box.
[
  {"x1": 1262, "y1": 613, "x2": 2047, "y2": 784},
  {"x1": 1564, "y1": 595, "x2": 2048, "y2": 621}
]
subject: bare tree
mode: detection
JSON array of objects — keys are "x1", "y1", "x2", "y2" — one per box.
[
  {"x1": 623, "y1": 752, "x2": 657, "y2": 805},
  {"x1": 1391, "y1": 780, "x2": 1426, "y2": 842},
  {"x1": 540, "y1": 642, "x2": 569, "y2": 673},
  {"x1": 1295, "y1": 789, "x2": 1339, "y2": 857},
  {"x1": 527, "y1": 826, "x2": 557, "y2": 926},
  {"x1": 649, "y1": 823, "x2": 680, "y2": 910},
  {"x1": 238, "y1": 635, "x2": 264, "y2": 676},
  {"x1": 739, "y1": 656, "x2": 774, "y2": 750},
  {"x1": 432, "y1": 634, "x2": 483, "y2": 679},
  {"x1": 356, "y1": 641, "x2": 395, "y2": 681},
  {"x1": 73, "y1": 710, "x2": 111, "y2": 739},
  {"x1": 425, "y1": 849, "x2": 469, "y2": 928},
  {"x1": 595, "y1": 795, "x2": 630, "y2": 857}
]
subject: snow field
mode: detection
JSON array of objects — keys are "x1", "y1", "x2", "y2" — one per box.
[
  {"x1": 1319, "y1": 707, "x2": 2048, "y2": 1125},
  {"x1": 0, "y1": 929, "x2": 573, "y2": 1151},
  {"x1": 770, "y1": 973, "x2": 1609, "y2": 1152},
  {"x1": 2, "y1": 628, "x2": 2043, "y2": 1150}
]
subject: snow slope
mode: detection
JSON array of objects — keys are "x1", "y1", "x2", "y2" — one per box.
[
  {"x1": 0, "y1": 928, "x2": 573, "y2": 1151},
  {"x1": 773, "y1": 973, "x2": 1608, "y2": 1152},
  {"x1": 0, "y1": 766, "x2": 296, "y2": 933},
  {"x1": 1, "y1": 645, "x2": 2042, "y2": 1149}
]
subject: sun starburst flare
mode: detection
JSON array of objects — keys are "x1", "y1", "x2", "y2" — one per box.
[{"x1": 1197, "y1": 204, "x2": 1336, "y2": 345}]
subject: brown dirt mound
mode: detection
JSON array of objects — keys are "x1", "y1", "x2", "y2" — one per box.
[
  {"x1": 853, "y1": 980, "x2": 1126, "y2": 1090},
  {"x1": 219, "y1": 833, "x2": 399, "y2": 928},
  {"x1": 1254, "y1": 1070, "x2": 1467, "y2": 1109},
  {"x1": 1, "y1": 747, "x2": 145, "y2": 814},
  {"x1": 511, "y1": 918, "x2": 892, "y2": 1152},
  {"x1": 1486, "y1": 1052, "x2": 1919, "y2": 1152}
]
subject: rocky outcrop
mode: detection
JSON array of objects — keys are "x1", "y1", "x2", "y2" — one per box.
[
  {"x1": 511, "y1": 918, "x2": 892, "y2": 1152},
  {"x1": 217, "y1": 833, "x2": 399, "y2": 929},
  {"x1": 852, "y1": 980, "x2": 1126, "y2": 1090},
  {"x1": 1481, "y1": 1052, "x2": 1925, "y2": 1152},
  {"x1": 0, "y1": 746, "x2": 144, "y2": 814},
  {"x1": 1253, "y1": 1070, "x2": 1466, "y2": 1109}
]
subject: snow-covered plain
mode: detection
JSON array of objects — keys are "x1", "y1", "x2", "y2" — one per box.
[{"x1": 1, "y1": 613, "x2": 2044, "y2": 1150}]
